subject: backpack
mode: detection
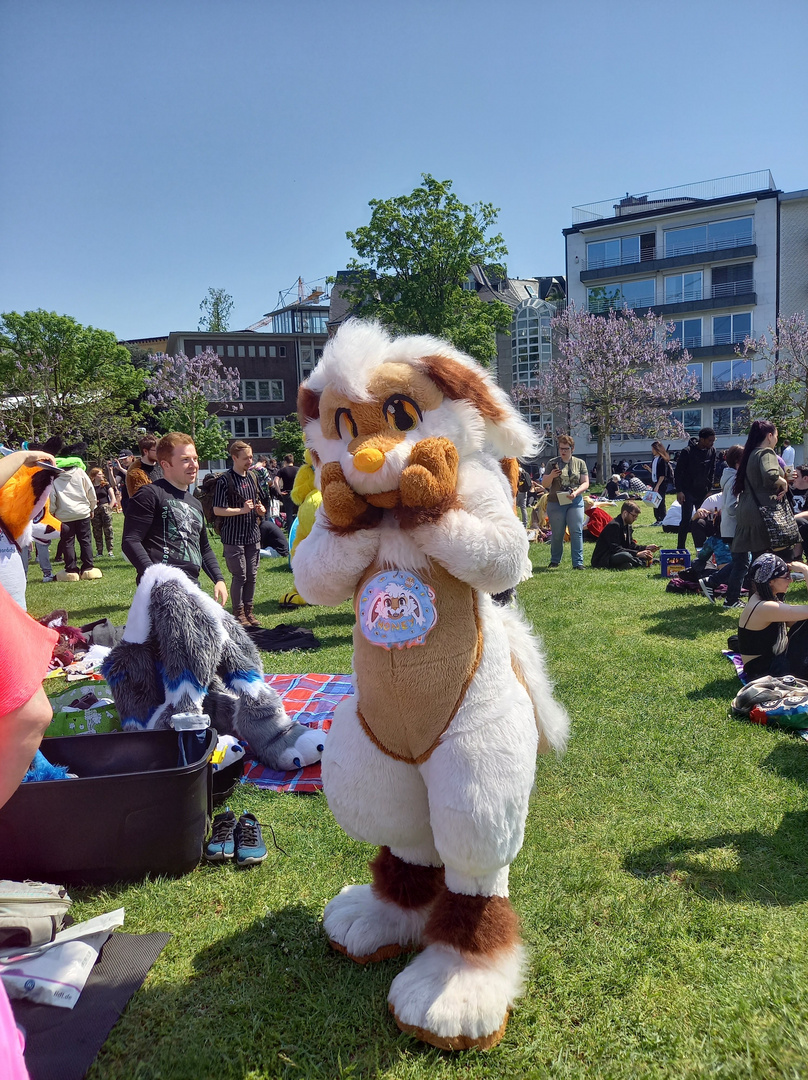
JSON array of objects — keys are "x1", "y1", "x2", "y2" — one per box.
[
  {"x1": 198, "y1": 471, "x2": 259, "y2": 536},
  {"x1": 517, "y1": 468, "x2": 531, "y2": 494}
]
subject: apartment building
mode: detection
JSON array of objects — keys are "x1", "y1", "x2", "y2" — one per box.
[
  {"x1": 165, "y1": 299, "x2": 328, "y2": 459},
  {"x1": 563, "y1": 170, "x2": 785, "y2": 462}
]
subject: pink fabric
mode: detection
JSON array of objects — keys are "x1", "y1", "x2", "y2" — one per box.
[
  {"x1": 0, "y1": 979, "x2": 29, "y2": 1080},
  {"x1": 0, "y1": 583, "x2": 57, "y2": 715}
]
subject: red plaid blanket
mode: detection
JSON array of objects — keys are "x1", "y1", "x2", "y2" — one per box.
[{"x1": 242, "y1": 673, "x2": 353, "y2": 793}]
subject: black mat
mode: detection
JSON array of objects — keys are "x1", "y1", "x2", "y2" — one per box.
[{"x1": 11, "y1": 930, "x2": 171, "y2": 1080}]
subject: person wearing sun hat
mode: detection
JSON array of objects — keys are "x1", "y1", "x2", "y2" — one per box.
[{"x1": 0, "y1": 581, "x2": 58, "y2": 1078}]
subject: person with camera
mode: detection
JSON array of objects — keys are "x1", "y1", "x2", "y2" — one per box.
[
  {"x1": 213, "y1": 440, "x2": 265, "y2": 628},
  {"x1": 544, "y1": 434, "x2": 589, "y2": 569}
]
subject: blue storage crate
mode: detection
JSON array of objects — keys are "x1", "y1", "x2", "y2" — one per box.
[{"x1": 660, "y1": 549, "x2": 691, "y2": 578}]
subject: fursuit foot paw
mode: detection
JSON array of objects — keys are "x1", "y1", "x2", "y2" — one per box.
[
  {"x1": 388, "y1": 943, "x2": 525, "y2": 1051},
  {"x1": 273, "y1": 723, "x2": 325, "y2": 771},
  {"x1": 324, "y1": 883, "x2": 431, "y2": 965}
]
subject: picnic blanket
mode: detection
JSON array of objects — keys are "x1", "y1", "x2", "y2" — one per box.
[{"x1": 242, "y1": 673, "x2": 353, "y2": 792}]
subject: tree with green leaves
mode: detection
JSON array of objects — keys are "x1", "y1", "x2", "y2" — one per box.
[
  {"x1": 0, "y1": 310, "x2": 145, "y2": 456},
  {"x1": 739, "y1": 313, "x2": 808, "y2": 457},
  {"x1": 146, "y1": 350, "x2": 240, "y2": 464},
  {"x1": 199, "y1": 288, "x2": 234, "y2": 332},
  {"x1": 342, "y1": 174, "x2": 513, "y2": 365},
  {"x1": 271, "y1": 414, "x2": 305, "y2": 463}
]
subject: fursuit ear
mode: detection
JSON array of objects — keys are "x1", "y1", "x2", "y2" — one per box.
[
  {"x1": 418, "y1": 353, "x2": 539, "y2": 460},
  {"x1": 297, "y1": 383, "x2": 320, "y2": 425}
]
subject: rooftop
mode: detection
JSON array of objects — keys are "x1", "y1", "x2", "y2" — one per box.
[{"x1": 571, "y1": 170, "x2": 777, "y2": 225}]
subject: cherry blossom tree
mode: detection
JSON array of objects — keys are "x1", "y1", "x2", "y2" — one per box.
[
  {"x1": 146, "y1": 350, "x2": 241, "y2": 462},
  {"x1": 514, "y1": 305, "x2": 700, "y2": 481},
  {"x1": 737, "y1": 312, "x2": 808, "y2": 458}
]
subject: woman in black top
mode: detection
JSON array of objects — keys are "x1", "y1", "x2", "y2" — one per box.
[
  {"x1": 650, "y1": 441, "x2": 674, "y2": 524},
  {"x1": 738, "y1": 553, "x2": 808, "y2": 680}
]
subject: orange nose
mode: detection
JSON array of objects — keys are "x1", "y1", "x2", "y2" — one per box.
[{"x1": 353, "y1": 447, "x2": 385, "y2": 473}]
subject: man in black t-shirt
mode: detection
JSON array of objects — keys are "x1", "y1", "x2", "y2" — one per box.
[
  {"x1": 122, "y1": 433, "x2": 227, "y2": 604},
  {"x1": 213, "y1": 440, "x2": 265, "y2": 627},
  {"x1": 275, "y1": 453, "x2": 299, "y2": 531}
]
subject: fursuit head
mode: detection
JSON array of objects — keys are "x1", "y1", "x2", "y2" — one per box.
[
  {"x1": 100, "y1": 564, "x2": 323, "y2": 771},
  {"x1": 294, "y1": 319, "x2": 569, "y2": 1050}
]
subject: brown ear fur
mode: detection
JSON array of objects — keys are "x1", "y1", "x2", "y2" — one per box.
[
  {"x1": 500, "y1": 457, "x2": 519, "y2": 500},
  {"x1": 419, "y1": 355, "x2": 507, "y2": 423},
  {"x1": 297, "y1": 384, "x2": 320, "y2": 425}
]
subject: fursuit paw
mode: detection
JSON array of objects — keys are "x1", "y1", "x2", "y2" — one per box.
[
  {"x1": 324, "y1": 883, "x2": 430, "y2": 964},
  {"x1": 273, "y1": 723, "x2": 325, "y2": 771},
  {"x1": 321, "y1": 462, "x2": 382, "y2": 530},
  {"x1": 388, "y1": 942, "x2": 525, "y2": 1051},
  {"x1": 399, "y1": 438, "x2": 459, "y2": 510}
]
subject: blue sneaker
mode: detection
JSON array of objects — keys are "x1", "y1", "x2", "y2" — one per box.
[
  {"x1": 235, "y1": 812, "x2": 267, "y2": 867},
  {"x1": 204, "y1": 809, "x2": 237, "y2": 863}
]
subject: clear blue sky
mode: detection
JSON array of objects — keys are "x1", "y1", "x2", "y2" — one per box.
[{"x1": 2, "y1": 0, "x2": 807, "y2": 341}]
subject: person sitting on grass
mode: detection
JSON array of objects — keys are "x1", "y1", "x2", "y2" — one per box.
[
  {"x1": 605, "y1": 474, "x2": 621, "y2": 500},
  {"x1": 583, "y1": 496, "x2": 612, "y2": 541},
  {"x1": 738, "y1": 553, "x2": 808, "y2": 681},
  {"x1": 591, "y1": 501, "x2": 660, "y2": 570}
]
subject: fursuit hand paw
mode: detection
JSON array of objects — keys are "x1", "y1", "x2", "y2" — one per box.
[
  {"x1": 321, "y1": 462, "x2": 381, "y2": 530},
  {"x1": 399, "y1": 438, "x2": 459, "y2": 510}
]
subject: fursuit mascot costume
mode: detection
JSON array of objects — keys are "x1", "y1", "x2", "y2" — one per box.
[
  {"x1": 100, "y1": 564, "x2": 324, "y2": 771},
  {"x1": 294, "y1": 320, "x2": 569, "y2": 1050}
]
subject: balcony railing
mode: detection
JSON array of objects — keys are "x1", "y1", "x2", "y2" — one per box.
[
  {"x1": 588, "y1": 293, "x2": 655, "y2": 314},
  {"x1": 665, "y1": 233, "x2": 755, "y2": 259},
  {"x1": 711, "y1": 278, "x2": 754, "y2": 299},
  {"x1": 585, "y1": 249, "x2": 657, "y2": 271}
]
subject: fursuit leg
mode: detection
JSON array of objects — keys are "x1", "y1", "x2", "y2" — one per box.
[
  {"x1": 101, "y1": 641, "x2": 163, "y2": 730},
  {"x1": 218, "y1": 621, "x2": 324, "y2": 770}
]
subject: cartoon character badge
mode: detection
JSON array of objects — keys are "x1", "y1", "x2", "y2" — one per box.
[{"x1": 357, "y1": 570, "x2": 437, "y2": 650}]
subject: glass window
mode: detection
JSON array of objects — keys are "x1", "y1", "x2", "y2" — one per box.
[
  {"x1": 708, "y1": 217, "x2": 753, "y2": 248},
  {"x1": 261, "y1": 417, "x2": 276, "y2": 438},
  {"x1": 619, "y1": 279, "x2": 655, "y2": 309},
  {"x1": 671, "y1": 408, "x2": 703, "y2": 435},
  {"x1": 664, "y1": 272, "x2": 702, "y2": 304},
  {"x1": 270, "y1": 380, "x2": 284, "y2": 401},
  {"x1": 258, "y1": 380, "x2": 270, "y2": 400},
  {"x1": 216, "y1": 345, "x2": 224, "y2": 357},
  {"x1": 279, "y1": 346, "x2": 286, "y2": 357},
  {"x1": 665, "y1": 224, "x2": 707, "y2": 258},
  {"x1": 258, "y1": 346, "x2": 266, "y2": 357},
  {"x1": 687, "y1": 363, "x2": 703, "y2": 392},
  {"x1": 238, "y1": 345, "x2": 245, "y2": 358},
  {"x1": 669, "y1": 318, "x2": 702, "y2": 348},
  {"x1": 195, "y1": 345, "x2": 203, "y2": 355},
  {"x1": 269, "y1": 346, "x2": 276, "y2": 357},
  {"x1": 711, "y1": 358, "x2": 751, "y2": 389},
  {"x1": 227, "y1": 345, "x2": 235, "y2": 357},
  {"x1": 243, "y1": 380, "x2": 257, "y2": 401},
  {"x1": 233, "y1": 418, "x2": 246, "y2": 437},
  {"x1": 712, "y1": 406, "x2": 750, "y2": 435},
  {"x1": 586, "y1": 236, "x2": 640, "y2": 269},
  {"x1": 248, "y1": 345, "x2": 256, "y2": 357},
  {"x1": 713, "y1": 312, "x2": 752, "y2": 346}
]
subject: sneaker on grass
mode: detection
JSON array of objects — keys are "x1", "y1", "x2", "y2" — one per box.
[
  {"x1": 699, "y1": 578, "x2": 715, "y2": 603},
  {"x1": 235, "y1": 812, "x2": 267, "y2": 867},
  {"x1": 723, "y1": 600, "x2": 745, "y2": 610},
  {"x1": 204, "y1": 809, "x2": 237, "y2": 863}
]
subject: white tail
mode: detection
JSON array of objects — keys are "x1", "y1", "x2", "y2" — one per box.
[{"x1": 498, "y1": 605, "x2": 569, "y2": 755}]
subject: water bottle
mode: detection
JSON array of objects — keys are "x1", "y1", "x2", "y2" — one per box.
[{"x1": 170, "y1": 713, "x2": 210, "y2": 767}]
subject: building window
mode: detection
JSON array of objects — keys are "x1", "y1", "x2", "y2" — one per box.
[
  {"x1": 268, "y1": 346, "x2": 276, "y2": 357},
  {"x1": 664, "y1": 216, "x2": 754, "y2": 258},
  {"x1": 248, "y1": 345, "x2": 256, "y2": 357},
  {"x1": 511, "y1": 299, "x2": 555, "y2": 389},
  {"x1": 671, "y1": 408, "x2": 703, "y2": 435},
  {"x1": 238, "y1": 345, "x2": 245, "y2": 358},
  {"x1": 687, "y1": 363, "x2": 703, "y2": 392},
  {"x1": 261, "y1": 417, "x2": 277, "y2": 438},
  {"x1": 227, "y1": 345, "x2": 235, "y2": 357},
  {"x1": 713, "y1": 312, "x2": 752, "y2": 347},
  {"x1": 587, "y1": 278, "x2": 655, "y2": 313},
  {"x1": 195, "y1": 345, "x2": 203, "y2": 355},
  {"x1": 711, "y1": 357, "x2": 752, "y2": 390},
  {"x1": 279, "y1": 346, "x2": 286, "y2": 357},
  {"x1": 215, "y1": 345, "x2": 224, "y2": 357},
  {"x1": 711, "y1": 263, "x2": 754, "y2": 299},
  {"x1": 664, "y1": 272, "x2": 702, "y2": 304},
  {"x1": 220, "y1": 416, "x2": 278, "y2": 440},
  {"x1": 258, "y1": 345, "x2": 266, "y2": 357},
  {"x1": 669, "y1": 318, "x2": 702, "y2": 348},
  {"x1": 240, "y1": 379, "x2": 284, "y2": 402},
  {"x1": 712, "y1": 406, "x2": 750, "y2": 436},
  {"x1": 585, "y1": 232, "x2": 655, "y2": 270}
]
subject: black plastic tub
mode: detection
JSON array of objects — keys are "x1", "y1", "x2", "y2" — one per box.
[{"x1": 0, "y1": 729, "x2": 216, "y2": 886}]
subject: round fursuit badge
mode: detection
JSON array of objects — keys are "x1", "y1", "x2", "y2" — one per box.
[{"x1": 358, "y1": 570, "x2": 437, "y2": 650}]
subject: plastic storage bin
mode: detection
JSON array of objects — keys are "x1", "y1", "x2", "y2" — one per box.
[
  {"x1": 0, "y1": 729, "x2": 216, "y2": 886},
  {"x1": 660, "y1": 548, "x2": 692, "y2": 578}
]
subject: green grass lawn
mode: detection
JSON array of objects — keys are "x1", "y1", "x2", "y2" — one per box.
[{"x1": 23, "y1": 509, "x2": 808, "y2": 1079}]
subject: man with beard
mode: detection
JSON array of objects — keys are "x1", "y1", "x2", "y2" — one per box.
[{"x1": 122, "y1": 432, "x2": 227, "y2": 604}]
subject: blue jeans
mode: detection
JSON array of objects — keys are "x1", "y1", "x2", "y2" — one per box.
[{"x1": 547, "y1": 497, "x2": 585, "y2": 568}]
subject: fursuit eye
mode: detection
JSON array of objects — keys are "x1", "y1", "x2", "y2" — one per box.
[
  {"x1": 383, "y1": 395, "x2": 422, "y2": 433},
  {"x1": 334, "y1": 407, "x2": 358, "y2": 440}
]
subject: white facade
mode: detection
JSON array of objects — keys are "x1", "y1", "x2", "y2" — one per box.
[{"x1": 562, "y1": 174, "x2": 785, "y2": 465}]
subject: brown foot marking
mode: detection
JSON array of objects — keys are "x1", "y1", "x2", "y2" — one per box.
[
  {"x1": 370, "y1": 846, "x2": 445, "y2": 909},
  {"x1": 424, "y1": 890, "x2": 520, "y2": 955},
  {"x1": 328, "y1": 938, "x2": 414, "y2": 965},
  {"x1": 390, "y1": 1004, "x2": 510, "y2": 1051}
]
